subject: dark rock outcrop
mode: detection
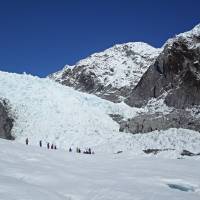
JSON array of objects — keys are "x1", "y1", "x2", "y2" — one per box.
[
  {"x1": 143, "y1": 149, "x2": 200, "y2": 156},
  {"x1": 180, "y1": 150, "x2": 200, "y2": 156},
  {"x1": 0, "y1": 100, "x2": 14, "y2": 140},
  {"x1": 119, "y1": 110, "x2": 200, "y2": 134},
  {"x1": 125, "y1": 24, "x2": 200, "y2": 109},
  {"x1": 143, "y1": 148, "x2": 175, "y2": 155}
]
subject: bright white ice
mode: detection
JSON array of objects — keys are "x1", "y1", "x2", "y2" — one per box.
[
  {"x1": 0, "y1": 139, "x2": 200, "y2": 200},
  {"x1": 1, "y1": 71, "x2": 200, "y2": 156}
]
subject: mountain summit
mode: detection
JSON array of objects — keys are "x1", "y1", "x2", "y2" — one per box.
[
  {"x1": 49, "y1": 42, "x2": 161, "y2": 102},
  {"x1": 126, "y1": 23, "x2": 200, "y2": 108}
]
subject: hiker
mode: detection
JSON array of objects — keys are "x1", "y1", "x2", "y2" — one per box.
[
  {"x1": 25, "y1": 138, "x2": 29, "y2": 145},
  {"x1": 39, "y1": 140, "x2": 42, "y2": 147},
  {"x1": 77, "y1": 148, "x2": 81, "y2": 153},
  {"x1": 83, "y1": 148, "x2": 92, "y2": 154},
  {"x1": 54, "y1": 145, "x2": 57, "y2": 150},
  {"x1": 76, "y1": 147, "x2": 81, "y2": 153},
  {"x1": 83, "y1": 149, "x2": 89, "y2": 154},
  {"x1": 51, "y1": 144, "x2": 54, "y2": 149},
  {"x1": 47, "y1": 142, "x2": 50, "y2": 149},
  {"x1": 69, "y1": 147, "x2": 72, "y2": 152}
]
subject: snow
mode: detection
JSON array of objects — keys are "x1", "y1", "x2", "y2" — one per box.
[
  {"x1": 164, "y1": 23, "x2": 200, "y2": 49},
  {"x1": 0, "y1": 71, "x2": 200, "y2": 155},
  {"x1": 0, "y1": 71, "x2": 134, "y2": 150},
  {"x1": 143, "y1": 95, "x2": 174, "y2": 115},
  {"x1": 186, "y1": 106, "x2": 200, "y2": 119},
  {"x1": 51, "y1": 42, "x2": 161, "y2": 89},
  {"x1": 0, "y1": 139, "x2": 200, "y2": 200},
  {"x1": 128, "y1": 128, "x2": 200, "y2": 156},
  {"x1": 178, "y1": 23, "x2": 200, "y2": 39}
]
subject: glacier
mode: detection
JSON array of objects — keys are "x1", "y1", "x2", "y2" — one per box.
[
  {"x1": 0, "y1": 139, "x2": 200, "y2": 200},
  {"x1": 0, "y1": 71, "x2": 200, "y2": 156}
]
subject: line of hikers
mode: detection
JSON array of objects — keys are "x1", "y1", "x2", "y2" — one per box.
[
  {"x1": 25, "y1": 138, "x2": 94, "y2": 154},
  {"x1": 26, "y1": 138, "x2": 57, "y2": 150},
  {"x1": 70, "y1": 147, "x2": 94, "y2": 154}
]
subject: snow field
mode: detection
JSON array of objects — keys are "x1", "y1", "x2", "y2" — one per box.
[{"x1": 0, "y1": 139, "x2": 200, "y2": 200}]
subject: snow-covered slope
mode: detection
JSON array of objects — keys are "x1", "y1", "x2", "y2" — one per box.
[
  {"x1": 0, "y1": 139, "x2": 200, "y2": 200},
  {"x1": 165, "y1": 23, "x2": 200, "y2": 48},
  {"x1": 0, "y1": 71, "x2": 132, "y2": 150},
  {"x1": 50, "y1": 42, "x2": 161, "y2": 102},
  {"x1": 1, "y1": 71, "x2": 200, "y2": 155}
]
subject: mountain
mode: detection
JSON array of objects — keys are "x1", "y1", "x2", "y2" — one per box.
[
  {"x1": 1, "y1": 24, "x2": 200, "y2": 156},
  {"x1": 121, "y1": 24, "x2": 200, "y2": 134},
  {"x1": 49, "y1": 23, "x2": 200, "y2": 136},
  {"x1": 125, "y1": 24, "x2": 200, "y2": 108},
  {"x1": 49, "y1": 42, "x2": 161, "y2": 102}
]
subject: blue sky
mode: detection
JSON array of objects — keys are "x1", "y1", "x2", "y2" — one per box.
[{"x1": 0, "y1": 0, "x2": 199, "y2": 77}]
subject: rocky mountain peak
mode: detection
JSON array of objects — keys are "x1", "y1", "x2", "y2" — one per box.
[
  {"x1": 49, "y1": 42, "x2": 161, "y2": 102},
  {"x1": 166, "y1": 23, "x2": 200, "y2": 48},
  {"x1": 125, "y1": 24, "x2": 200, "y2": 109}
]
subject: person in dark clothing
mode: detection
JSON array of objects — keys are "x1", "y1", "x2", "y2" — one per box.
[
  {"x1": 54, "y1": 145, "x2": 57, "y2": 150},
  {"x1": 39, "y1": 140, "x2": 42, "y2": 147},
  {"x1": 83, "y1": 149, "x2": 88, "y2": 154},
  {"x1": 76, "y1": 147, "x2": 81, "y2": 153},
  {"x1": 83, "y1": 148, "x2": 92, "y2": 154},
  {"x1": 69, "y1": 147, "x2": 72, "y2": 152},
  {"x1": 47, "y1": 142, "x2": 50, "y2": 149},
  {"x1": 76, "y1": 148, "x2": 81, "y2": 153},
  {"x1": 25, "y1": 138, "x2": 29, "y2": 145},
  {"x1": 51, "y1": 144, "x2": 54, "y2": 149}
]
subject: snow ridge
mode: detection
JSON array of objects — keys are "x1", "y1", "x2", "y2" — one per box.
[
  {"x1": 164, "y1": 23, "x2": 200, "y2": 49},
  {"x1": 50, "y1": 42, "x2": 161, "y2": 89}
]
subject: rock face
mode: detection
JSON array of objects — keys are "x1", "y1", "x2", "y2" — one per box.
[
  {"x1": 0, "y1": 100, "x2": 14, "y2": 140},
  {"x1": 49, "y1": 42, "x2": 160, "y2": 102},
  {"x1": 119, "y1": 24, "x2": 200, "y2": 135},
  {"x1": 125, "y1": 24, "x2": 200, "y2": 109},
  {"x1": 119, "y1": 109, "x2": 200, "y2": 134}
]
